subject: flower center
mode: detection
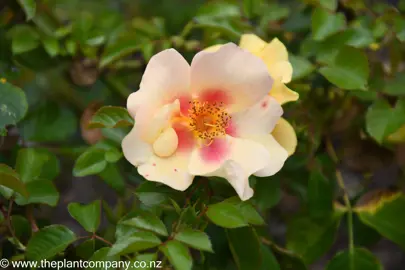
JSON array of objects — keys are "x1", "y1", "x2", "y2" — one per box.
[{"x1": 188, "y1": 100, "x2": 231, "y2": 143}]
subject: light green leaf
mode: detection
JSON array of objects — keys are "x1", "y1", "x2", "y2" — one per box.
[
  {"x1": 42, "y1": 36, "x2": 60, "y2": 57},
  {"x1": 100, "y1": 37, "x2": 142, "y2": 68},
  {"x1": 308, "y1": 171, "x2": 334, "y2": 219},
  {"x1": 26, "y1": 225, "x2": 76, "y2": 261},
  {"x1": 366, "y1": 99, "x2": 405, "y2": 143},
  {"x1": 286, "y1": 213, "x2": 342, "y2": 264},
  {"x1": 73, "y1": 148, "x2": 107, "y2": 177},
  {"x1": 290, "y1": 55, "x2": 315, "y2": 81},
  {"x1": 206, "y1": 202, "x2": 248, "y2": 228},
  {"x1": 394, "y1": 17, "x2": 405, "y2": 42},
  {"x1": 68, "y1": 200, "x2": 101, "y2": 233},
  {"x1": 227, "y1": 227, "x2": 261, "y2": 270},
  {"x1": 121, "y1": 209, "x2": 168, "y2": 236},
  {"x1": 346, "y1": 26, "x2": 374, "y2": 48},
  {"x1": 88, "y1": 106, "x2": 134, "y2": 128},
  {"x1": 132, "y1": 253, "x2": 158, "y2": 270},
  {"x1": 0, "y1": 164, "x2": 28, "y2": 198},
  {"x1": 224, "y1": 196, "x2": 265, "y2": 225},
  {"x1": 312, "y1": 8, "x2": 346, "y2": 41},
  {"x1": 318, "y1": 0, "x2": 337, "y2": 11},
  {"x1": 174, "y1": 228, "x2": 213, "y2": 252},
  {"x1": 356, "y1": 191, "x2": 405, "y2": 250},
  {"x1": 0, "y1": 81, "x2": 28, "y2": 130},
  {"x1": 319, "y1": 46, "x2": 369, "y2": 90},
  {"x1": 196, "y1": 2, "x2": 240, "y2": 20},
  {"x1": 15, "y1": 180, "x2": 59, "y2": 206},
  {"x1": 326, "y1": 248, "x2": 383, "y2": 270},
  {"x1": 108, "y1": 232, "x2": 161, "y2": 256},
  {"x1": 89, "y1": 247, "x2": 120, "y2": 270},
  {"x1": 160, "y1": 240, "x2": 192, "y2": 270},
  {"x1": 9, "y1": 25, "x2": 40, "y2": 54},
  {"x1": 17, "y1": 0, "x2": 36, "y2": 20}
]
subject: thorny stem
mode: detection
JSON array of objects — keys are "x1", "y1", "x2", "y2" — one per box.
[
  {"x1": 1, "y1": 199, "x2": 26, "y2": 250},
  {"x1": 326, "y1": 138, "x2": 355, "y2": 258}
]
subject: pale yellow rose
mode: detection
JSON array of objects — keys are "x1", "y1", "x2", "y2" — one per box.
[
  {"x1": 205, "y1": 34, "x2": 299, "y2": 156},
  {"x1": 122, "y1": 44, "x2": 290, "y2": 200}
]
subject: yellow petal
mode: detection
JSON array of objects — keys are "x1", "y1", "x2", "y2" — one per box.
[
  {"x1": 259, "y1": 38, "x2": 289, "y2": 66},
  {"x1": 203, "y1": 44, "x2": 223, "y2": 52},
  {"x1": 271, "y1": 118, "x2": 297, "y2": 156},
  {"x1": 153, "y1": 127, "x2": 178, "y2": 157},
  {"x1": 267, "y1": 61, "x2": 293, "y2": 84},
  {"x1": 239, "y1": 34, "x2": 267, "y2": 56},
  {"x1": 269, "y1": 80, "x2": 299, "y2": 105}
]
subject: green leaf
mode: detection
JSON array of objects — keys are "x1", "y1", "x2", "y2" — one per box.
[
  {"x1": 308, "y1": 171, "x2": 334, "y2": 219},
  {"x1": 135, "y1": 182, "x2": 173, "y2": 207},
  {"x1": 196, "y1": 2, "x2": 240, "y2": 20},
  {"x1": 15, "y1": 148, "x2": 49, "y2": 183},
  {"x1": 319, "y1": 46, "x2": 369, "y2": 90},
  {"x1": 88, "y1": 106, "x2": 134, "y2": 128},
  {"x1": 227, "y1": 227, "x2": 261, "y2": 270},
  {"x1": 42, "y1": 36, "x2": 60, "y2": 57},
  {"x1": 286, "y1": 213, "x2": 342, "y2": 264},
  {"x1": 121, "y1": 209, "x2": 168, "y2": 236},
  {"x1": 326, "y1": 248, "x2": 383, "y2": 270},
  {"x1": 383, "y1": 73, "x2": 405, "y2": 96},
  {"x1": 356, "y1": 191, "x2": 405, "y2": 250},
  {"x1": 394, "y1": 17, "x2": 405, "y2": 42},
  {"x1": 270, "y1": 244, "x2": 308, "y2": 270},
  {"x1": 290, "y1": 55, "x2": 315, "y2": 81},
  {"x1": 68, "y1": 200, "x2": 101, "y2": 233},
  {"x1": 346, "y1": 26, "x2": 374, "y2": 48},
  {"x1": 108, "y1": 232, "x2": 161, "y2": 256},
  {"x1": 15, "y1": 180, "x2": 59, "y2": 206},
  {"x1": 72, "y1": 12, "x2": 94, "y2": 45},
  {"x1": 225, "y1": 196, "x2": 265, "y2": 225},
  {"x1": 75, "y1": 239, "x2": 95, "y2": 259},
  {"x1": 0, "y1": 164, "x2": 28, "y2": 198},
  {"x1": 206, "y1": 202, "x2": 248, "y2": 228},
  {"x1": 26, "y1": 225, "x2": 76, "y2": 261},
  {"x1": 312, "y1": 8, "x2": 346, "y2": 41},
  {"x1": 0, "y1": 81, "x2": 28, "y2": 131},
  {"x1": 254, "y1": 177, "x2": 281, "y2": 210},
  {"x1": 260, "y1": 244, "x2": 280, "y2": 270},
  {"x1": 17, "y1": 0, "x2": 36, "y2": 20},
  {"x1": 9, "y1": 25, "x2": 40, "y2": 54},
  {"x1": 174, "y1": 228, "x2": 213, "y2": 252},
  {"x1": 73, "y1": 148, "x2": 108, "y2": 177},
  {"x1": 318, "y1": 0, "x2": 337, "y2": 11},
  {"x1": 20, "y1": 102, "x2": 77, "y2": 142},
  {"x1": 89, "y1": 247, "x2": 120, "y2": 270},
  {"x1": 132, "y1": 253, "x2": 159, "y2": 270},
  {"x1": 366, "y1": 99, "x2": 405, "y2": 143},
  {"x1": 98, "y1": 163, "x2": 126, "y2": 193},
  {"x1": 243, "y1": 0, "x2": 260, "y2": 18},
  {"x1": 100, "y1": 37, "x2": 142, "y2": 68},
  {"x1": 160, "y1": 240, "x2": 192, "y2": 270}
]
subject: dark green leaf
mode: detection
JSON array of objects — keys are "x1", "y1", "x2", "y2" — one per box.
[
  {"x1": 290, "y1": 55, "x2": 315, "y2": 81},
  {"x1": 15, "y1": 180, "x2": 59, "y2": 206},
  {"x1": 160, "y1": 240, "x2": 192, "y2": 270},
  {"x1": 17, "y1": 0, "x2": 36, "y2": 20},
  {"x1": 356, "y1": 191, "x2": 405, "y2": 250},
  {"x1": 254, "y1": 177, "x2": 282, "y2": 210},
  {"x1": 73, "y1": 148, "x2": 107, "y2": 177},
  {"x1": 319, "y1": 46, "x2": 369, "y2": 90},
  {"x1": 270, "y1": 244, "x2": 308, "y2": 270},
  {"x1": 318, "y1": 0, "x2": 337, "y2": 11},
  {"x1": 15, "y1": 148, "x2": 49, "y2": 183},
  {"x1": 383, "y1": 73, "x2": 405, "y2": 96},
  {"x1": 108, "y1": 232, "x2": 161, "y2": 256},
  {"x1": 206, "y1": 202, "x2": 248, "y2": 228},
  {"x1": 260, "y1": 244, "x2": 280, "y2": 270},
  {"x1": 68, "y1": 200, "x2": 101, "y2": 233},
  {"x1": 227, "y1": 227, "x2": 261, "y2": 270},
  {"x1": 286, "y1": 213, "x2": 342, "y2": 264},
  {"x1": 26, "y1": 225, "x2": 76, "y2": 261},
  {"x1": 0, "y1": 164, "x2": 28, "y2": 198},
  {"x1": 366, "y1": 99, "x2": 405, "y2": 143},
  {"x1": 394, "y1": 17, "x2": 405, "y2": 42},
  {"x1": 326, "y1": 248, "x2": 383, "y2": 270},
  {"x1": 0, "y1": 81, "x2": 28, "y2": 131},
  {"x1": 132, "y1": 253, "x2": 159, "y2": 270},
  {"x1": 98, "y1": 163, "x2": 126, "y2": 193},
  {"x1": 72, "y1": 12, "x2": 94, "y2": 44},
  {"x1": 312, "y1": 8, "x2": 345, "y2": 41},
  {"x1": 89, "y1": 247, "x2": 120, "y2": 270},
  {"x1": 308, "y1": 171, "x2": 334, "y2": 219},
  {"x1": 121, "y1": 209, "x2": 168, "y2": 236},
  {"x1": 100, "y1": 37, "x2": 143, "y2": 68},
  {"x1": 224, "y1": 197, "x2": 265, "y2": 226},
  {"x1": 175, "y1": 228, "x2": 213, "y2": 252},
  {"x1": 88, "y1": 106, "x2": 134, "y2": 128}
]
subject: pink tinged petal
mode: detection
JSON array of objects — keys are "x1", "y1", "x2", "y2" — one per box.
[
  {"x1": 173, "y1": 123, "x2": 195, "y2": 153},
  {"x1": 122, "y1": 126, "x2": 153, "y2": 167},
  {"x1": 138, "y1": 153, "x2": 194, "y2": 191},
  {"x1": 232, "y1": 96, "x2": 283, "y2": 137},
  {"x1": 246, "y1": 134, "x2": 288, "y2": 177},
  {"x1": 200, "y1": 137, "x2": 230, "y2": 164},
  {"x1": 199, "y1": 89, "x2": 232, "y2": 105},
  {"x1": 190, "y1": 43, "x2": 273, "y2": 112},
  {"x1": 137, "y1": 99, "x2": 180, "y2": 143}
]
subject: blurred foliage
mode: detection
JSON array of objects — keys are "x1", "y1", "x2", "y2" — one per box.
[{"x1": 1, "y1": 0, "x2": 405, "y2": 269}]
